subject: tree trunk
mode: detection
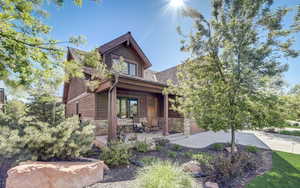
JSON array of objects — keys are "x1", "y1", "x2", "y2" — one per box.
[{"x1": 231, "y1": 126, "x2": 235, "y2": 156}]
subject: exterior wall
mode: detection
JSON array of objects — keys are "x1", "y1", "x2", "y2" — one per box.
[
  {"x1": 65, "y1": 93, "x2": 96, "y2": 118},
  {"x1": 67, "y1": 78, "x2": 87, "y2": 100},
  {"x1": 104, "y1": 44, "x2": 144, "y2": 77},
  {"x1": 95, "y1": 92, "x2": 108, "y2": 120},
  {"x1": 184, "y1": 118, "x2": 205, "y2": 135}
]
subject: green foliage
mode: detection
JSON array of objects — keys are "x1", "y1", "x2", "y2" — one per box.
[
  {"x1": 140, "y1": 156, "x2": 160, "y2": 166},
  {"x1": 172, "y1": 144, "x2": 183, "y2": 151},
  {"x1": 165, "y1": 0, "x2": 300, "y2": 152},
  {"x1": 26, "y1": 91, "x2": 64, "y2": 126},
  {"x1": 5, "y1": 99, "x2": 26, "y2": 121},
  {"x1": 167, "y1": 151, "x2": 177, "y2": 158},
  {"x1": 247, "y1": 151, "x2": 300, "y2": 188},
  {"x1": 136, "y1": 161, "x2": 195, "y2": 188},
  {"x1": 211, "y1": 143, "x2": 225, "y2": 151},
  {"x1": 135, "y1": 140, "x2": 150, "y2": 153},
  {"x1": 155, "y1": 145, "x2": 162, "y2": 151},
  {"x1": 0, "y1": 116, "x2": 95, "y2": 160},
  {"x1": 100, "y1": 142, "x2": 132, "y2": 167},
  {"x1": 192, "y1": 152, "x2": 214, "y2": 166},
  {"x1": 184, "y1": 151, "x2": 193, "y2": 158},
  {"x1": 278, "y1": 130, "x2": 300, "y2": 137},
  {"x1": 245, "y1": 146, "x2": 260, "y2": 154},
  {"x1": 0, "y1": 0, "x2": 87, "y2": 88}
]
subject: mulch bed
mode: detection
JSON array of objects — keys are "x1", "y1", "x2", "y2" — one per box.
[{"x1": 89, "y1": 143, "x2": 272, "y2": 188}]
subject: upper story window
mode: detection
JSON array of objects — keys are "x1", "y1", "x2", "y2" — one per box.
[{"x1": 113, "y1": 58, "x2": 137, "y2": 76}]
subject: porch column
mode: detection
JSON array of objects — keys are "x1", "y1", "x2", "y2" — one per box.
[
  {"x1": 108, "y1": 87, "x2": 117, "y2": 142},
  {"x1": 163, "y1": 94, "x2": 169, "y2": 136}
]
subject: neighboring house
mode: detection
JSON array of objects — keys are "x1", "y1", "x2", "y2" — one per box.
[
  {"x1": 0, "y1": 88, "x2": 6, "y2": 113},
  {"x1": 63, "y1": 32, "x2": 201, "y2": 141}
]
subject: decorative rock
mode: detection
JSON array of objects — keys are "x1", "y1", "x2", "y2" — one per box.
[
  {"x1": 149, "y1": 142, "x2": 156, "y2": 151},
  {"x1": 182, "y1": 161, "x2": 202, "y2": 174},
  {"x1": 6, "y1": 161, "x2": 108, "y2": 188},
  {"x1": 205, "y1": 181, "x2": 219, "y2": 188},
  {"x1": 225, "y1": 146, "x2": 238, "y2": 153}
]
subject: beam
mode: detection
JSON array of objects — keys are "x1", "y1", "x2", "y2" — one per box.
[
  {"x1": 163, "y1": 94, "x2": 169, "y2": 136},
  {"x1": 108, "y1": 87, "x2": 117, "y2": 141}
]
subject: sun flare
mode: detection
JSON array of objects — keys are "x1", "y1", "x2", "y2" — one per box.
[{"x1": 169, "y1": 0, "x2": 185, "y2": 8}]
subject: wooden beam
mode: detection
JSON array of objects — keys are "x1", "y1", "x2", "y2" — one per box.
[
  {"x1": 108, "y1": 87, "x2": 117, "y2": 141},
  {"x1": 163, "y1": 94, "x2": 169, "y2": 136}
]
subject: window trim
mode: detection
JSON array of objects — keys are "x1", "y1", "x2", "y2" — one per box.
[{"x1": 117, "y1": 97, "x2": 139, "y2": 119}]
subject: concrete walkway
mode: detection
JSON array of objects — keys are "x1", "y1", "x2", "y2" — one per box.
[{"x1": 168, "y1": 130, "x2": 300, "y2": 154}]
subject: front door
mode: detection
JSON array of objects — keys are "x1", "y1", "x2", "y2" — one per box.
[{"x1": 147, "y1": 96, "x2": 158, "y2": 126}]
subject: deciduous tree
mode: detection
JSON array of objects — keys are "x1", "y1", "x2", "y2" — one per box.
[{"x1": 166, "y1": 0, "x2": 300, "y2": 154}]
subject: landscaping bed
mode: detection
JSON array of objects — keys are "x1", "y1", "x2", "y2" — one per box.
[{"x1": 86, "y1": 141, "x2": 272, "y2": 188}]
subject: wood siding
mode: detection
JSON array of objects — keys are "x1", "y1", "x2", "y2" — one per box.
[
  {"x1": 66, "y1": 93, "x2": 96, "y2": 118},
  {"x1": 103, "y1": 44, "x2": 144, "y2": 77},
  {"x1": 67, "y1": 78, "x2": 87, "y2": 101}
]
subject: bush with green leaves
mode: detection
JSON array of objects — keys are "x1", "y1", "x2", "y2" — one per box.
[
  {"x1": 245, "y1": 146, "x2": 259, "y2": 154},
  {"x1": 167, "y1": 151, "x2": 177, "y2": 158},
  {"x1": 0, "y1": 116, "x2": 95, "y2": 161},
  {"x1": 136, "y1": 161, "x2": 195, "y2": 188},
  {"x1": 211, "y1": 143, "x2": 225, "y2": 151},
  {"x1": 192, "y1": 152, "x2": 214, "y2": 166},
  {"x1": 100, "y1": 142, "x2": 132, "y2": 167},
  {"x1": 135, "y1": 140, "x2": 150, "y2": 153},
  {"x1": 172, "y1": 144, "x2": 183, "y2": 151},
  {"x1": 140, "y1": 156, "x2": 159, "y2": 166},
  {"x1": 184, "y1": 151, "x2": 193, "y2": 158}
]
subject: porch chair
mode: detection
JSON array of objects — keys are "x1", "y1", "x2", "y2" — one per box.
[{"x1": 132, "y1": 117, "x2": 145, "y2": 133}]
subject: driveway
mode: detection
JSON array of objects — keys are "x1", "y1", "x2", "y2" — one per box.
[{"x1": 168, "y1": 130, "x2": 300, "y2": 154}]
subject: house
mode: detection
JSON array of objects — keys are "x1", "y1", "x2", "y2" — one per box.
[
  {"x1": 0, "y1": 88, "x2": 6, "y2": 113},
  {"x1": 63, "y1": 32, "x2": 201, "y2": 141}
]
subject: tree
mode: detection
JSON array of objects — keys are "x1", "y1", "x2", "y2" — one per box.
[
  {"x1": 166, "y1": 0, "x2": 300, "y2": 154},
  {"x1": 0, "y1": 0, "x2": 87, "y2": 88}
]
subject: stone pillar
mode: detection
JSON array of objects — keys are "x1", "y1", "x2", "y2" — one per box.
[{"x1": 184, "y1": 118, "x2": 191, "y2": 136}]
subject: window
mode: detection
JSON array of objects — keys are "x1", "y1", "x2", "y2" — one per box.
[
  {"x1": 113, "y1": 58, "x2": 137, "y2": 76},
  {"x1": 117, "y1": 97, "x2": 138, "y2": 118}
]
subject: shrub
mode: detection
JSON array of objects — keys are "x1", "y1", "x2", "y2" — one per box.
[
  {"x1": 172, "y1": 144, "x2": 183, "y2": 151},
  {"x1": 213, "y1": 152, "x2": 258, "y2": 185},
  {"x1": 155, "y1": 138, "x2": 169, "y2": 146},
  {"x1": 245, "y1": 145, "x2": 259, "y2": 153},
  {"x1": 184, "y1": 151, "x2": 193, "y2": 158},
  {"x1": 211, "y1": 143, "x2": 225, "y2": 151},
  {"x1": 101, "y1": 142, "x2": 131, "y2": 167},
  {"x1": 192, "y1": 152, "x2": 214, "y2": 166},
  {"x1": 135, "y1": 140, "x2": 150, "y2": 153},
  {"x1": 155, "y1": 145, "x2": 162, "y2": 151},
  {"x1": 140, "y1": 156, "x2": 159, "y2": 166},
  {"x1": 136, "y1": 161, "x2": 195, "y2": 188},
  {"x1": 167, "y1": 151, "x2": 177, "y2": 158},
  {"x1": 24, "y1": 117, "x2": 95, "y2": 160}
]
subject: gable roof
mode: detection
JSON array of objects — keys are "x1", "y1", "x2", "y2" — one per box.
[
  {"x1": 98, "y1": 32, "x2": 152, "y2": 69},
  {"x1": 155, "y1": 65, "x2": 180, "y2": 85}
]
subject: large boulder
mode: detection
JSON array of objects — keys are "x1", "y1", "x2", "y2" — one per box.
[
  {"x1": 182, "y1": 161, "x2": 202, "y2": 175},
  {"x1": 6, "y1": 160, "x2": 108, "y2": 188}
]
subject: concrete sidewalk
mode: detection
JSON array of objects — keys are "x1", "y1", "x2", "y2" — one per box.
[{"x1": 168, "y1": 130, "x2": 300, "y2": 154}]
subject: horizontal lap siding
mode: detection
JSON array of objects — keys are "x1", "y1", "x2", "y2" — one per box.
[
  {"x1": 66, "y1": 93, "x2": 96, "y2": 118},
  {"x1": 95, "y1": 92, "x2": 108, "y2": 120},
  {"x1": 67, "y1": 78, "x2": 87, "y2": 100}
]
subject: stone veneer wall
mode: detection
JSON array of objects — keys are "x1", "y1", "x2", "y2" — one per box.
[{"x1": 184, "y1": 119, "x2": 205, "y2": 135}]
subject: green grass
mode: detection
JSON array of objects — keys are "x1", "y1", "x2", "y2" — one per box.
[
  {"x1": 247, "y1": 151, "x2": 300, "y2": 188},
  {"x1": 278, "y1": 130, "x2": 300, "y2": 137}
]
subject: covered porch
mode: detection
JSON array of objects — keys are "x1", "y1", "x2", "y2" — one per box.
[{"x1": 96, "y1": 75, "x2": 173, "y2": 142}]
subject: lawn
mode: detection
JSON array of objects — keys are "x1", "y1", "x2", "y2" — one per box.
[
  {"x1": 247, "y1": 151, "x2": 300, "y2": 188},
  {"x1": 278, "y1": 130, "x2": 300, "y2": 137}
]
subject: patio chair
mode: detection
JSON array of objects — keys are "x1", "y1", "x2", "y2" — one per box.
[
  {"x1": 132, "y1": 117, "x2": 145, "y2": 133},
  {"x1": 142, "y1": 119, "x2": 161, "y2": 132}
]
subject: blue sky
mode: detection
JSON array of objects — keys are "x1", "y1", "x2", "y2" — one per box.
[{"x1": 2, "y1": 0, "x2": 300, "y2": 98}]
